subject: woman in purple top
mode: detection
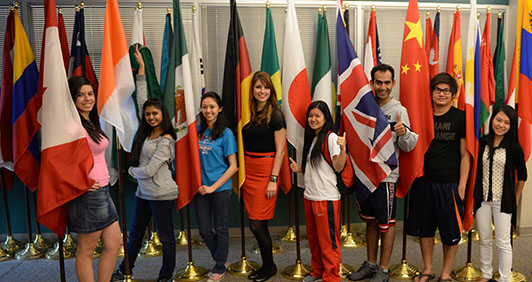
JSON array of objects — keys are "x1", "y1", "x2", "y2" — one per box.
[{"x1": 67, "y1": 76, "x2": 122, "y2": 282}]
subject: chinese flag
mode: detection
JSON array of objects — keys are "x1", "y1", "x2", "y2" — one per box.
[{"x1": 397, "y1": 0, "x2": 434, "y2": 197}]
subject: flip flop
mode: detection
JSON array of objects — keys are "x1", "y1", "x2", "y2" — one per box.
[{"x1": 414, "y1": 273, "x2": 436, "y2": 282}]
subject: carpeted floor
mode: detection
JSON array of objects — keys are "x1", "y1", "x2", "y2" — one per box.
[{"x1": 0, "y1": 226, "x2": 531, "y2": 281}]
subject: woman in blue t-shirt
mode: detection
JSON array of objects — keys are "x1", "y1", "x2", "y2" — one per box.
[{"x1": 194, "y1": 92, "x2": 238, "y2": 282}]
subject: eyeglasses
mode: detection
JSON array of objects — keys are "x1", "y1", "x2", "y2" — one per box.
[{"x1": 433, "y1": 87, "x2": 452, "y2": 95}]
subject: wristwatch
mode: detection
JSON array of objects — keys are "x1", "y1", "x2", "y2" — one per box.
[{"x1": 270, "y1": 175, "x2": 278, "y2": 183}]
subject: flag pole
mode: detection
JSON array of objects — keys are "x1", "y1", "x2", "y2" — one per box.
[
  {"x1": 282, "y1": 149, "x2": 311, "y2": 280},
  {"x1": 31, "y1": 191, "x2": 54, "y2": 251},
  {"x1": 451, "y1": 231, "x2": 482, "y2": 281},
  {"x1": 0, "y1": 173, "x2": 23, "y2": 257},
  {"x1": 14, "y1": 186, "x2": 44, "y2": 260},
  {"x1": 45, "y1": 231, "x2": 75, "y2": 260},
  {"x1": 228, "y1": 190, "x2": 259, "y2": 276},
  {"x1": 57, "y1": 235, "x2": 66, "y2": 282},
  {"x1": 175, "y1": 205, "x2": 208, "y2": 280},
  {"x1": 140, "y1": 220, "x2": 162, "y2": 257},
  {"x1": 116, "y1": 139, "x2": 136, "y2": 282},
  {"x1": 278, "y1": 189, "x2": 298, "y2": 242},
  {"x1": 389, "y1": 193, "x2": 419, "y2": 279},
  {"x1": 342, "y1": 194, "x2": 362, "y2": 248}
]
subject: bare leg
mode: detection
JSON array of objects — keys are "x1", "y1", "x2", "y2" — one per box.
[
  {"x1": 366, "y1": 222, "x2": 379, "y2": 264},
  {"x1": 379, "y1": 226, "x2": 395, "y2": 270},
  {"x1": 75, "y1": 230, "x2": 103, "y2": 282},
  {"x1": 414, "y1": 237, "x2": 435, "y2": 282},
  {"x1": 97, "y1": 221, "x2": 122, "y2": 282},
  {"x1": 441, "y1": 244, "x2": 459, "y2": 279}
]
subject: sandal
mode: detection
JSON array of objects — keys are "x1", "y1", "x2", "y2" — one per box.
[
  {"x1": 414, "y1": 273, "x2": 436, "y2": 282},
  {"x1": 437, "y1": 278, "x2": 452, "y2": 282}
]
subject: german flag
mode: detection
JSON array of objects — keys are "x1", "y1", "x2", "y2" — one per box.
[{"x1": 222, "y1": 0, "x2": 252, "y2": 195}]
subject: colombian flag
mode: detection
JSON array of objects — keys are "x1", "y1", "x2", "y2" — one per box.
[
  {"x1": 13, "y1": 10, "x2": 40, "y2": 191},
  {"x1": 514, "y1": 0, "x2": 532, "y2": 160}
]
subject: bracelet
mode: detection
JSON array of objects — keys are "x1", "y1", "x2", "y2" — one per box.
[{"x1": 269, "y1": 175, "x2": 278, "y2": 183}]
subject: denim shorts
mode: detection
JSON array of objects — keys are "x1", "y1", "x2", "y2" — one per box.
[{"x1": 68, "y1": 185, "x2": 119, "y2": 234}]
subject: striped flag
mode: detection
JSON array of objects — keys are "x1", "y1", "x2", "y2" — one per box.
[
  {"x1": 260, "y1": 5, "x2": 282, "y2": 105},
  {"x1": 397, "y1": 0, "x2": 434, "y2": 197},
  {"x1": 363, "y1": 8, "x2": 381, "y2": 81},
  {"x1": 69, "y1": 7, "x2": 98, "y2": 93},
  {"x1": 131, "y1": 7, "x2": 145, "y2": 46},
  {"x1": 311, "y1": 9, "x2": 333, "y2": 113},
  {"x1": 160, "y1": 11, "x2": 173, "y2": 93},
  {"x1": 222, "y1": 0, "x2": 253, "y2": 193},
  {"x1": 463, "y1": 0, "x2": 481, "y2": 231},
  {"x1": 0, "y1": 9, "x2": 15, "y2": 190},
  {"x1": 336, "y1": 0, "x2": 397, "y2": 204},
  {"x1": 446, "y1": 9, "x2": 465, "y2": 110},
  {"x1": 13, "y1": 9, "x2": 41, "y2": 191},
  {"x1": 57, "y1": 8, "x2": 69, "y2": 73},
  {"x1": 480, "y1": 11, "x2": 495, "y2": 135},
  {"x1": 283, "y1": 0, "x2": 312, "y2": 164},
  {"x1": 98, "y1": 0, "x2": 139, "y2": 153},
  {"x1": 190, "y1": 5, "x2": 205, "y2": 112},
  {"x1": 425, "y1": 10, "x2": 439, "y2": 78},
  {"x1": 163, "y1": 0, "x2": 202, "y2": 209},
  {"x1": 493, "y1": 13, "x2": 506, "y2": 109},
  {"x1": 37, "y1": 0, "x2": 94, "y2": 236},
  {"x1": 512, "y1": 0, "x2": 532, "y2": 160}
]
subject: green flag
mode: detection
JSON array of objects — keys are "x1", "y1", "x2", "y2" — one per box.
[
  {"x1": 260, "y1": 6, "x2": 282, "y2": 104},
  {"x1": 493, "y1": 14, "x2": 506, "y2": 109},
  {"x1": 311, "y1": 10, "x2": 333, "y2": 113}
]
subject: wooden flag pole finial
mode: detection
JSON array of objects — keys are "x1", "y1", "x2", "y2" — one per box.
[
  {"x1": 192, "y1": 6, "x2": 197, "y2": 13},
  {"x1": 426, "y1": 11, "x2": 430, "y2": 18},
  {"x1": 80, "y1": 1, "x2": 85, "y2": 9},
  {"x1": 498, "y1": 12, "x2": 503, "y2": 18},
  {"x1": 58, "y1": 7, "x2": 63, "y2": 14},
  {"x1": 456, "y1": 5, "x2": 460, "y2": 12},
  {"x1": 437, "y1": 6, "x2": 441, "y2": 13},
  {"x1": 75, "y1": 4, "x2": 79, "y2": 12},
  {"x1": 266, "y1": 1, "x2": 270, "y2": 8},
  {"x1": 371, "y1": 5, "x2": 375, "y2": 11},
  {"x1": 136, "y1": 1, "x2": 142, "y2": 10}
]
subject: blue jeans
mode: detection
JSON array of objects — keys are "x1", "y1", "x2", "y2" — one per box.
[
  {"x1": 193, "y1": 189, "x2": 231, "y2": 274},
  {"x1": 119, "y1": 197, "x2": 176, "y2": 279}
]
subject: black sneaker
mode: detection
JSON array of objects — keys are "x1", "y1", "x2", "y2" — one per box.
[
  {"x1": 347, "y1": 261, "x2": 377, "y2": 281},
  {"x1": 110, "y1": 269, "x2": 125, "y2": 282}
]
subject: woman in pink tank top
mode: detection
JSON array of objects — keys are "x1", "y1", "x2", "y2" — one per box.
[{"x1": 67, "y1": 76, "x2": 121, "y2": 282}]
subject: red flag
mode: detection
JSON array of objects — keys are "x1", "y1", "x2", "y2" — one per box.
[
  {"x1": 57, "y1": 9, "x2": 69, "y2": 73},
  {"x1": 0, "y1": 9, "x2": 14, "y2": 173},
  {"x1": 397, "y1": 0, "x2": 434, "y2": 197},
  {"x1": 446, "y1": 10, "x2": 466, "y2": 110},
  {"x1": 480, "y1": 12, "x2": 495, "y2": 135},
  {"x1": 0, "y1": 9, "x2": 15, "y2": 190},
  {"x1": 37, "y1": 0, "x2": 94, "y2": 236}
]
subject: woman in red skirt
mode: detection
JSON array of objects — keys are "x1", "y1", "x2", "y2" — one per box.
[{"x1": 242, "y1": 71, "x2": 286, "y2": 282}]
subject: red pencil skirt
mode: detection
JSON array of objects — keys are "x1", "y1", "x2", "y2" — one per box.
[{"x1": 242, "y1": 151, "x2": 279, "y2": 220}]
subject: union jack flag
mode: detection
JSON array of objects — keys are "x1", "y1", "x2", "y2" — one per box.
[{"x1": 336, "y1": 0, "x2": 397, "y2": 205}]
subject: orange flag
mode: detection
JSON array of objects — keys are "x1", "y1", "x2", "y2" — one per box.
[{"x1": 397, "y1": 0, "x2": 434, "y2": 197}]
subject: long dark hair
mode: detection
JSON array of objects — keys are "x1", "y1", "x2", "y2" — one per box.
[
  {"x1": 130, "y1": 99, "x2": 176, "y2": 167},
  {"x1": 301, "y1": 101, "x2": 335, "y2": 171},
  {"x1": 486, "y1": 105, "x2": 519, "y2": 156},
  {"x1": 198, "y1": 92, "x2": 227, "y2": 140},
  {"x1": 248, "y1": 71, "x2": 280, "y2": 127},
  {"x1": 68, "y1": 76, "x2": 107, "y2": 143}
]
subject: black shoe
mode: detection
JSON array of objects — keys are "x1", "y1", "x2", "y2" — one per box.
[
  {"x1": 253, "y1": 266, "x2": 277, "y2": 282},
  {"x1": 248, "y1": 272, "x2": 259, "y2": 280},
  {"x1": 110, "y1": 269, "x2": 125, "y2": 282}
]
